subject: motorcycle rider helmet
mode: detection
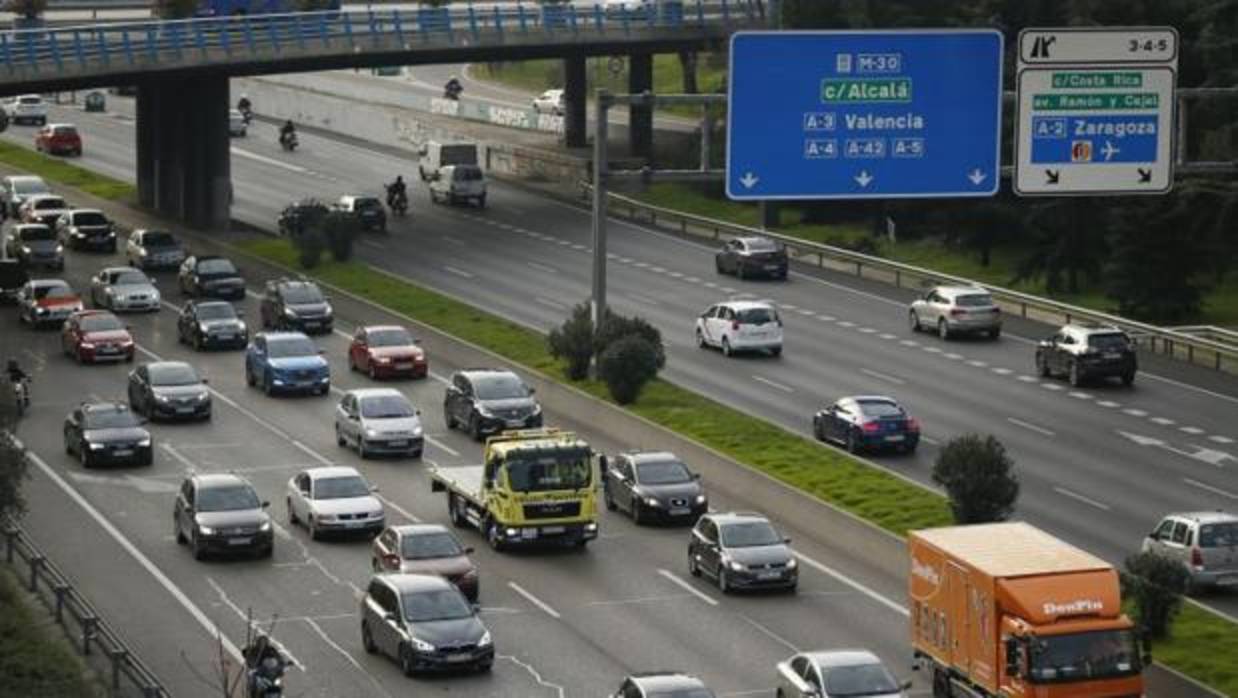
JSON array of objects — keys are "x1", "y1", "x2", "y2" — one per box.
[{"x1": 7, "y1": 359, "x2": 19, "y2": 374}]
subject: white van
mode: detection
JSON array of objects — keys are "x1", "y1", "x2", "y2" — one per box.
[
  {"x1": 3, "y1": 94, "x2": 48, "y2": 126},
  {"x1": 428, "y1": 164, "x2": 487, "y2": 208},
  {"x1": 418, "y1": 141, "x2": 478, "y2": 182}
]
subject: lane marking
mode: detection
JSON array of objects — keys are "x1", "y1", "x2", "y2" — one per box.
[
  {"x1": 206, "y1": 577, "x2": 306, "y2": 670},
  {"x1": 376, "y1": 494, "x2": 422, "y2": 523},
  {"x1": 967, "y1": 360, "x2": 988, "y2": 368},
  {"x1": 424, "y1": 434, "x2": 459, "y2": 457},
  {"x1": 1016, "y1": 375, "x2": 1038, "y2": 383},
  {"x1": 24, "y1": 450, "x2": 245, "y2": 663},
  {"x1": 879, "y1": 333, "x2": 896, "y2": 340},
  {"x1": 526, "y1": 261, "x2": 556, "y2": 274},
  {"x1": 624, "y1": 292, "x2": 661, "y2": 307},
  {"x1": 507, "y1": 582, "x2": 561, "y2": 619},
  {"x1": 161, "y1": 442, "x2": 197, "y2": 470},
  {"x1": 1180, "y1": 426, "x2": 1205, "y2": 435},
  {"x1": 819, "y1": 315, "x2": 837, "y2": 322},
  {"x1": 860, "y1": 368, "x2": 905, "y2": 385},
  {"x1": 858, "y1": 326, "x2": 876, "y2": 332},
  {"x1": 443, "y1": 265, "x2": 474, "y2": 279},
  {"x1": 1007, "y1": 417, "x2": 1055, "y2": 437},
  {"x1": 303, "y1": 618, "x2": 395, "y2": 698},
  {"x1": 991, "y1": 367, "x2": 1013, "y2": 375},
  {"x1": 752, "y1": 375, "x2": 794, "y2": 393},
  {"x1": 1068, "y1": 391, "x2": 1093, "y2": 400},
  {"x1": 584, "y1": 593, "x2": 694, "y2": 608},
  {"x1": 1040, "y1": 383, "x2": 1064, "y2": 391},
  {"x1": 656, "y1": 569, "x2": 718, "y2": 607},
  {"x1": 1183, "y1": 478, "x2": 1238, "y2": 500},
  {"x1": 944, "y1": 352, "x2": 964, "y2": 360},
  {"x1": 1210, "y1": 435, "x2": 1235, "y2": 444},
  {"x1": 739, "y1": 614, "x2": 799, "y2": 652},
  {"x1": 1097, "y1": 400, "x2": 1120, "y2": 408},
  {"x1": 440, "y1": 236, "x2": 464, "y2": 246},
  {"x1": 1150, "y1": 416, "x2": 1176, "y2": 426},
  {"x1": 230, "y1": 146, "x2": 308, "y2": 173},
  {"x1": 793, "y1": 553, "x2": 908, "y2": 617},
  {"x1": 1124, "y1": 408, "x2": 1149, "y2": 417},
  {"x1": 1053, "y1": 486, "x2": 1111, "y2": 511},
  {"x1": 499, "y1": 654, "x2": 566, "y2": 698},
  {"x1": 534, "y1": 296, "x2": 566, "y2": 310}
]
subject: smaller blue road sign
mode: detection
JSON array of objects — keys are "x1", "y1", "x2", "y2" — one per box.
[
  {"x1": 726, "y1": 30, "x2": 1004, "y2": 200},
  {"x1": 1030, "y1": 115, "x2": 1159, "y2": 164}
]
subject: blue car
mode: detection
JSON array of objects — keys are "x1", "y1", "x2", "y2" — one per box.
[
  {"x1": 812, "y1": 395, "x2": 920, "y2": 455},
  {"x1": 245, "y1": 331, "x2": 330, "y2": 396}
]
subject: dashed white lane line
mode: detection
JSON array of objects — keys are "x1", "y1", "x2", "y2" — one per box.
[
  {"x1": 944, "y1": 352, "x2": 964, "y2": 360},
  {"x1": 1054, "y1": 486, "x2": 1111, "y2": 511},
  {"x1": 303, "y1": 618, "x2": 395, "y2": 698},
  {"x1": 879, "y1": 333, "x2": 896, "y2": 340},
  {"x1": 1007, "y1": 417, "x2": 1055, "y2": 437},
  {"x1": 1150, "y1": 416, "x2": 1176, "y2": 426},
  {"x1": 781, "y1": 304, "x2": 798, "y2": 310},
  {"x1": 1180, "y1": 426, "x2": 1206, "y2": 435},
  {"x1": 922, "y1": 346, "x2": 941, "y2": 353},
  {"x1": 161, "y1": 442, "x2": 197, "y2": 470},
  {"x1": 1068, "y1": 391, "x2": 1093, "y2": 400},
  {"x1": 837, "y1": 321, "x2": 855, "y2": 328},
  {"x1": 752, "y1": 375, "x2": 795, "y2": 393},
  {"x1": 424, "y1": 434, "x2": 458, "y2": 457},
  {"x1": 991, "y1": 367, "x2": 1013, "y2": 375},
  {"x1": 526, "y1": 261, "x2": 557, "y2": 274},
  {"x1": 1210, "y1": 435, "x2": 1235, "y2": 444},
  {"x1": 1097, "y1": 400, "x2": 1121, "y2": 408},
  {"x1": 231, "y1": 146, "x2": 308, "y2": 173},
  {"x1": 443, "y1": 265, "x2": 474, "y2": 279},
  {"x1": 1017, "y1": 375, "x2": 1038, "y2": 383},
  {"x1": 739, "y1": 614, "x2": 799, "y2": 652},
  {"x1": 819, "y1": 315, "x2": 836, "y2": 322},
  {"x1": 899, "y1": 339, "x2": 917, "y2": 347},
  {"x1": 860, "y1": 368, "x2": 905, "y2": 386},
  {"x1": 1124, "y1": 408, "x2": 1149, "y2": 417},
  {"x1": 656, "y1": 569, "x2": 719, "y2": 607},
  {"x1": 1040, "y1": 383, "x2": 1064, "y2": 391},
  {"x1": 376, "y1": 494, "x2": 422, "y2": 523},
  {"x1": 858, "y1": 327, "x2": 877, "y2": 333},
  {"x1": 793, "y1": 553, "x2": 908, "y2": 617},
  {"x1": 508, "y1": 582, "x2": 562, "y2": 619},
  {"x1": 534, "y1": 296, "x2": 567, "y2": 310},
  {"x1": 1183, "y1": 478, "x2": 1238, "y2": 500},
  {"x1": 966, "y1": 360, "x2": 987, "y2": 368},
  {"x1": 796, "y1": 308, "x2": 815, "y2": 316}
]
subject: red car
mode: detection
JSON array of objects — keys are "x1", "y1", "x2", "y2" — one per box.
[
  {"x1": 348, "y1": 325, "x2": 427, "y2": 379},
  {"x1": 34, "y1": 123, "x2": 82, "y2": 157},
  {"x1": 62, "y1": 310, "x2": 135, "y2": 364}
]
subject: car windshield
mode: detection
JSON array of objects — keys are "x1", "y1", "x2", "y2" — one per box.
[
  {"x1": 197, "y1": 258, "x2": 237, "y2": 275},
  {"x1": 1029, "y1": 629, "x2": 1141, "y2": 683},
  {"x1": 34, "y1": 198, "x2": 65, "y2": 210},
  {"x1": 53, "y1": 127, "x2": 78, "y2": 136},
  {"x1": 401, "y1": 532, "x2": 463, "y2": 560},
  {"x1": 453, "y1": 166, "x2": 484, "y2": 181},
  {"x1": 83, "y1": 408, "x2": 139, "y2": 429},
  {"x1": 18, "y1": 96, "x2": 40, "y2": 105},
  {"x1": 19, "y1": 226, "x2": 54, "y2": 241},
  {"x1": 856, "y1": 400, "x2": 904, "y2": 418},
  {"x1": 368, "y1": 328, "x2": 413, "y2": 347},
  {"x1": 141, "y1": 231, "x2": 177, "y2": 248},
  {"x1": 80, "y1": 315, "x2": 124, "y2": 332},
  {"x1": 195, "y1": 303, "x2": 236, "y2": 320},
  {"x1": 1088, "y1": 333, "x2": 1130, "y2": 351},
  {"x1": 506, "y1": 453, "x2": 592, "y2": 493},
  {"x1": 637, "y1": 459, "x2": 694, "y2": 485},
  {"x1": 955, "y1": 293, "x2": 993, "y2": 307},
  {"x1": 73, "y1": 212, "x2": 108, "y2": 226},
  {"x1": 113, "y1": 270, "x2": 148, "y2": 286},
  {"x1": 474, "y1": 374, "x2": 528, "y2": 400},
  {"x1": 1199, "y1": 522, "x2": 1238, "y2": 548},
  {"x1": 197, "y1": 484, "x2": 261, "y2": 512},
  {"x1": 148, "y1": 363, "x2": 200, "y2": 386},
  {"x1": 33, "y1": 284, "x2": 73, "y2": 299},
  {"x1": 402, "y1": 589, "x2": 474, "y2": 623},
  {"x1": 313, "y1": 476, "x2": 370, "y2": 500},
  {"x1": 267, "y1": 337, "x2": 317, "y2": 358},
  {"x1": 822, "y1": 662, "x2": 901, "y2": 697},
  {"x1": 359, "y1": 395, "x2": 415, "y2": 419},
  {"x1": 14, "y1": 179, "x2": 48, "y2": 195},
  {"x1": 745, "y1": 238, "x2": 780, "y2": 252},
  {"x1": 281, "y1": 285, "x2": 323, "y2": 304},
  {"x1": 720, "y1": 521, "x2": 782, "y2": 548},
  {"x1": 736, "y1": 307, "x2": 778, "y2": 324},
  {"x1": 354, "y1": 198, "x2": 382, "y2": 211}
]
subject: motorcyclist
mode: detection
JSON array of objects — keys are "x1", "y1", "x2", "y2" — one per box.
[
  {"x1": 6, "y1": 359, "x2": 27, "y2": 385},
  {"x1": 245, "y1": 633, "x2": 286, "y2": 697},
  {"x1": 444, "y1": 75, "x2": 463, "y2": 100},
  {"x1": 386, "y1": 176, "x2": 407, "y2": 208},
  {"x1": 237, "y1": 94, "x2": 252, "y2": 114},
  {"x1": 279, "y1": 120, "x2": 297, "y2": 149}
]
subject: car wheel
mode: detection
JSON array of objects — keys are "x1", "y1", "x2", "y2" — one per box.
[
  {"x1": 813, "y1": 417, "x2": 824, "y2": 441},
  {"x1": 263, "y1": 371, "x2": 275, "y2": 396},
  {"x1": 603, "y1": 486, "x2": 617, "y2": 511},
  {"x1": 79, "y1": 443, "x2": 91, "y2": 468},
  {"x1": 631, "y1": 498, "x2": 646, "y2": 525},
  {"x1": 477, "y1": 194, "x2": 486, "y2": 209},
  {"x1": 846, "y1": 429, "x2": 861, "y2": 454},
  {"x1": 1122, "y1": 371, "x2": 1136, "y2": 387},
  {"x1": 193, "y1": 332, "x2": 204, "y2": 351},
  {"x1": 1068, "y1": 361, "x2": 1082, "y2": 387},
  {"x1": 469, "y1": 414, "x2": 483, "y2": 442},
  {"x1": 721, "y1": 337, "x2": 733, "y2": 357},
  {"x1": 361, "y1": 622, "x2": 377, "y2": 655},
  {"x1": 769, "y1": 345, "x2": 782, "y2": 358},
  {"x1": 715, "y1": 257, "x2": 725, "y2": 275},
  {"x1": 358, "y1": 438, "x2": 370, "y2": 460},
  {"x1": 287, "y1": 498, "x2": 298, "y2": 525},
  {"x1": 695, "y1": 329, "x2": 706, "y2": 349},
  {"x1": 449, "y1": 494, "x2": 468, "y2": 528},
  {"x1": 937, "y1": 318, "x2": 950, "y2": 340},
  {"x1": 400, "y1": 645, "x2": 417, "y2": 677},
  {"x1": 192, "y1": 532, "x2": 206, "y2": 560},
  {"x1": 308, "y1": 515, "x2": 320, "y2": 541},
  {"x1": 909, "y1": 311, "x2": 921, "y2": 332},
  {"x1": 736, "y1": 264, "x2": 747, "y2": 280},
  {"x1": 175, "y1": 516, "x2": 186, "y2": 544},
  {"x1": 486, "y1": 519, "x2": 504, "y2": 552},
  {"x1": 368, "y1": 363, "x2": 378, "y2": 380},
  {"x1": 335, "y1": 425, "x2": 346, "y2": 447},
  {"x1": 718, "y1": 568, "x2": 731, "y2": 594},
  {"x1": 245, "y1": 365, "x2": 256, "y2": 387},
  {"x1": 688, "y1": 550, "x2": 700, "y2": 577},
  {"x1": 444, "y1": 408, "x2": 456, "y2": 430},
  {"x1": 1036, "y1": 353, "x2": 1050, "y2": 378},
  {"x1": 989, "y1": 326, "x2": 1001, "y2": 339}
]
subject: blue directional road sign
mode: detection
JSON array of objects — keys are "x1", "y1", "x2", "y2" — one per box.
[{"x1": 726, "y1": 30, "x2": 1004, "y2": 200}]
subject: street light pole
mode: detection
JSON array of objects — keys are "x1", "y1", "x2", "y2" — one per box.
[{"x1": 591, "y1": 89, "x2": 611, "y2": 332}]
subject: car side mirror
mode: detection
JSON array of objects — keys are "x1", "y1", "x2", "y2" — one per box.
[
  {"x1": 261, "y1": 500, "x2": 271, "y2": 509},
  {"x1": 1148, "y1": 531, "x2": 1159, "y2": 540},
  {"x1": 900, "y1": 679, "x2": 913, "y2": 690},
  {"x1": 783, "y1": 537, "x2": 792, "y2": 544},
  {"x1": 413, "y1": 339, "x2": 422, "y2": 345},
  {"x1": 471, "y1": 603, "x2": 481, "y2": 614},
  {"x1": 464, "y1": 547, "x2": 474, "y2": 554},
  {"x1": 527, "y1": 387, "x2": 536, "y2": 395},
  {"x1": 370, "y1": 485, "x2": 380, "y2": 493},
  {"x1": 200, "y1": 377, "x2": 209, "y2": 384},
  {"x1": 317, "y1": 349, "x2": 326, "y2": 355},
  {"x1": 415, "y1": 409, "x2": 422, "y2": 416},
  {"x1": 692, "y1": 472, "x2": 701, "y2": 480}
]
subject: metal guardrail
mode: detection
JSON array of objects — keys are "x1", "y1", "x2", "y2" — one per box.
[
  {"x1": 0, "y1": 0, "x2": 762, "y2": 79},
  {"x1": 584, "y1": 184, "x2": 1238, "y2": 374},
  {"x1": 2, "y1": 515, "x2": 170, "y2": 697}
]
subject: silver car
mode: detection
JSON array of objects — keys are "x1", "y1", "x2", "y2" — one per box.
[
  {"x1": 286, "y1": 466, "x2": 385, "y2": 540},
  {"x1": 126, "y1": 229, "x2": 186, "y2": 270},
  {"x1": 776, "y1": 650, "x2": 909, "y2": 698},
  {"x1": 908, "y1": 285, "x2": 1001, "y2": 340},
  {"x1": 1, "y1": 175, "x2": 50, "y2": 218},
  {"x1": 228, "y1": 109, "x2": 247, "y2": 137},
  {"x1": 3, "y1": 223, "x2": 63, "y2": 269},
  {"x1": 1143, "y1": 511, "x2": 1238, "y2": 593},
  {"x1": 335, "y1": 388, "x2": 424, "y2": 458},
  {"x1": 90, "y1": 266, "x2": 161, "y2": 312},
  {"x1": 19, "y1": 193, "x2": 69, "y2": 227}
]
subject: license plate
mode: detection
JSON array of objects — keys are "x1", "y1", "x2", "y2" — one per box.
[
  {"x1": 304, "y1": 322, "x2": 319, "y2": 329},
  {"x1": 344, "y1": 520, "x2": 365, "y2": 528},
  {"x1": 387, "y1": 440, "x2": 408, "y2": 448},
  {"x1": 764, "y1": 264, "x2": 780, "y2": 270},
  {"x1": 446, "y1": 653, "x2": 473, "y2": 663},
  {"x1": 98, "y1": 346, "x2": 118, "y2": 354},
  {"x1": 669, "y1": 508, "x2": 691, "y2": 516},
  {"x1": 542, "y1": 526, "x2": 565, "y2": 535},
  {"x1": 506, "y1": 419, "x2": 525, "y2": 427},
  {"x1": 1103, "y1": 352, "x2": 1122, "y2": 359},
  {"x1": 217, "y1": 333, "x2": 234, "y2": 340},
  {"x1": 885, "y1": 434, "x2": 905, "y2": 442},
  {"x1": 395, "y1": 362, "x2": 413, "y2": 370},
  {"x1": 758, "y1": 571, "x2": 781, "y2": 580},
  {"x1": 227, "y1": 537, "x2": 251, "y2": 546},
  {"x1": 176, "y1": 407, "x2": 194, "y2": 414},
  {"x1": 520, "y1": 529, "x2": 538, "y2": 539},
  {"x1": 112, "y1": 448, "x2": 133, "y2": 456}
]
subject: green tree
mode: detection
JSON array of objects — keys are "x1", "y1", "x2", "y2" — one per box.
[
  {"x1": 320, "y1": 210, "x2": 360, "y2": 263},
  {"x1": 595, "y1": 309, "x2": 666, "y2": 369},
  {"x1": 598, "y1": 336, "x2": 659, "y2": 405},
  {"x1": 1013, "y1": 198, "x2": 1109, "y2": 294},
  {"x1": 548, "y1": 302, "x2": 594, "y2": 380},
  {"x1": 1122, "y1": 551, "x2": 1190, "y2": 639},
  {"x1": 293, "y1": 228, "x2": 325, "y2": 269},
  {"x1": 931, "y1": 434, "x2": 1020, "y2": 524}
]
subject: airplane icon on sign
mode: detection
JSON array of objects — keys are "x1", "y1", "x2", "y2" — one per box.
[{"x1": 1101, "y1": 140, "x2": 1121, "y2": 162}]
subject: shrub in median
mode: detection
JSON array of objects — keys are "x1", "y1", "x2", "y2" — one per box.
[
  {"x1": 321, "y1": 210, "x2": 360, "y2": 263},
  {"x1": 595, "y1": 309, "x2": 666, "y2": 369},
  {"x1": 931, "y1": 434, "x2": 1019, "y2": 524},
  {"x1": 548, "y1": 302, "x2": 594, "y2": 380},
  {"x1": 1122, "y1": 551, "x2": 1190, "y2": 639},
  {"x1": 293, "y1": 227, "x2": 326, "y2": 269},
  {"x1": 599, "y1": 335, "x2": 659, "y2": 405}
]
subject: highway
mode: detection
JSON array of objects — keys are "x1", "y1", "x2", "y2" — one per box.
[{"x1": 7, "y1": 88, "x2": 1238, "y2": 619}]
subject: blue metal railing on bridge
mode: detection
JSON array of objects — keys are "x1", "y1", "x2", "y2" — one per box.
[{"x1": 0, "y1": 1, "x2": 764, "y2": 78}]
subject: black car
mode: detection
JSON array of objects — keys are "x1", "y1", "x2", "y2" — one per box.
[
  {"x1": 277, "y1": 199, "x2": 330, "y2": 237},
  {"x1": 1036, "y1": 322, "x2": 1137, "y2": 387},
  {"x1": 602, "y1": 451, "x2": 707, "y2": 524},
  {"x1": 360, "y1": 573, "x2": 494, "y2": 675},
  {"x1": 4, "y1": 223, "x2": 63, "y2": 269},
  {"x1": 177, "y1": 299, "x2": 248, "y2": 350},
  {"x1": 63, "y1": 401, "x2": 152, "y2": 468},
  {"x1": 715, "y1": 236, "x2": 788, "y2": 280},
  {"x1": 178, "y1": 255, "x2": 245, "y2": 300},
  {"x1": 174, "y1": 473, "x2": 274, "y2": 560},
  {"x1": 443, "y1": 369, "x2": 542, "y2": 441},
  {"x1": 259, "y1": 279, "x2": 333, "y2": 334},
  {"x1": 612, "y1": 673, "x2": 716, "y2": 698},
  {"x1": 55, "y1": 209, "x2": 116, "y2": 252},
  {"x1": 0, "y1": 259, "x2": 29, "y2": 303},
  {"x1": 128, "y1": 361, "x2": 211, "y2": 421},
  {"x1": 813, "y1": 395, "x2": 920, "y2": 455},
  {"x1": 688, "y1": 512, "x2": 797, "y2": 593},
  {"x1": 336, "y1": 195, "x2": 387, "y2": 232}
]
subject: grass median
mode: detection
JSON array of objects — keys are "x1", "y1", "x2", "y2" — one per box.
[
  {"x1": 0, "y1": 567, "x2": 101, "y2": 697},
  {"x1": 0, "y1": 142, "x2": 135, "y2": 202}
]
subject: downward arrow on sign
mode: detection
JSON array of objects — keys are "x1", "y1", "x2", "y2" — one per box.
[
  {"x1": 854, "y1": 170, "x2": 874, "y2": 188},
  {"x1": 739, "y1": 172, "x2": 759, "y2": 189}
]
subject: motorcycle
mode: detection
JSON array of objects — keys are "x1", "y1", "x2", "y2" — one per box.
[
  {"x1": 387, "y1": 189, "x2": 408, "y2": 217},
  {"x1": 279, "y1": 131, "x2": 298, "y2": 152},
  {"x1": 239, "y1": 106, "x2": 253, "y2": 125},
  {"x1": 10, "y1": 376, "x2": 30, "y2": 417},
  {"x1": 443, "y1": 82, "x2": 463, "y2": 101},
  {"x1": 243, "y1": 631, "x2": 287, "y2": 698}
]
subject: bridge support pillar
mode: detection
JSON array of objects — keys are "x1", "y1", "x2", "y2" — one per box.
[
  {"x1": 628, "y1": 51, "x2": 653, "y2": 159},
  {"x1": 563, "y1": 55, "x2": 587, "y2": 149},
  {"x1": 137, "y1": 76, "x2": 231, "y2": 231}
]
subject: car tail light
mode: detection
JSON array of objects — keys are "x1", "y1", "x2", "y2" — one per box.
[
  {"x1": 1191, "y1": 547, "x2": 1204, "y2": 567},
  {"x1": 949, "y1": 308, "x2": 966, "y2": 317},
  {"x1": 907, "y1": 418, "x2": 921, "y2": 432},
  {"x1": 383, "y1": 553, "x2": 401, "y2": 568},
  {"x1": 862, "y1": 421, "x2": 881, "y2": 433},
  {"x1": 992, "y1": 307, "x2": 1001, "y2": 314},
  {"x1": 732, "y1": 321, "x2": 740, "y2": 331}
]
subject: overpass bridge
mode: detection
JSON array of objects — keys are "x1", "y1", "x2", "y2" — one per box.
[{"x1": 0, "y1": 0, "x2": 766, "y2": 228}]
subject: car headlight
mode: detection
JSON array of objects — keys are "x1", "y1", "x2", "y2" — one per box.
[
  {"x1": 695, "y1": 494, "x2": 707, "y2": 504},
  {"x1": 531, "y1": 403, "x2": 543, "y2": 415},
  {"x1": 477, "y1": 631, "x2": 492, "y2": 647},
  {"x1": 151, "y1": 290, "x2": 161, "y2": 302},
  {"x1": 729, "y1": 560, "x2": 746, "y2": 572},
  {"x1": 20, "y1": 245, "x2": 30, "y2": 254},
  {"x1": 258, "y1": 521, "x2": 271, "y2": 532},
  {"x1": 476, "y1": 405, "x2": 494, "y2": 417},
  {"x1": 34, "y1": 307, "x2": 47, "y2": 314},
  {"x1": 137, "y1": 437, "x2": 151, "y2": 447},
  {"x1": 139, "y1": 249, "x2": 148, "y2": 256},
  {"x1": 787, "y1": 557, "x2": 798, "y2": 570},
  {"x1": 198, "y1": 525, "x2": 216, "y2": 535},
  {"x1": 79, "y1": 342, "x2": 95, "y2": 349},
  {"x1": 54, "y1": 244, "x2": 63, "y2": 253},
  {"x1": 376, "y1": 356, "x2": 392, "y2": 364},
  {"x1": 364, "y1": 428, "x2": 381, "y2": 439},
  {"x1": 323, "y1": 306, "x2": 333, "y2": 317},
  {"x1": 88, "y1": 442, "x2": 105, "y2": 450},
  {"x1": 412, "y1": 426, "x2": 423, "y2": 436},
  {"x1": 410, "y1": 637, "x2": 435, "y2": 652},
  {"x1": 284, "y1": 308, "x2": 298, "y2": 318},
  {"x1": 155, "y1": 394, "x2": 171, "y2": 402},
  {"x1": 644, "y1": 497, "x2": 661, "y2": 507},
  {"x1": 196, "y1": 392, "x2": 210, "y2": 402},
  {"x1": 199, "y1": 324, "x2": 210, "y2": 334}
]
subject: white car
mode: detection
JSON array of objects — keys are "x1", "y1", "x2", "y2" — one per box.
[
  {"x1": 4, "y1": 94, "x2": 48, "y2": 125},
  {"x1": 89, "y1": 266, "x2": 161, "y2": 312},
  {"x1": 126, "y1": 229, "x2": 186, "y2": 270},
  {"x1": 695, "y1": 299, "x2": 783, "y2": 357},
  {"x1": 427, "y1": 164, "x2": 487, "y2": 208},
  {"x1": 228, "y1": 109, "x2": 247, "y2": 137},
  {"x1": 776, "y1": 650, "x2": 909, "y2": 698},
  {"x1": 604, "y1": 0, "x2": 650, "y2": 17},
  {"x1": 285, "y1": 466, "x2": 385, "y2": 540},
  {"x1": 532, "y1": 89, "x2": 565, "y2": 115},
  {"x1": 19, "y1": 194, "x2": 69, "y2": 227},
  {"x1": 334, "y1": 387, "x2": 424, "y2": 458},
  {"x1": 1, "y1": 174, "x2": 50, "y2": 218},
  {"x1": 908, "y1": 285, "x2": 1001, "y2": 340}
]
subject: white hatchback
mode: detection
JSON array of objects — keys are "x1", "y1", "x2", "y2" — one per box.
[
  {"x1": 532, "y1": 89, "x2": 565, "y2": 115},
  {"x1": 695, "y1": 300, "x2": 783, "y2": 357},
  {"x1": 334, "y1": 387, "x2": 424, "y2": 458},
  {"x1": 286, "y1": 466, "x2": 385, "y2": 540}
]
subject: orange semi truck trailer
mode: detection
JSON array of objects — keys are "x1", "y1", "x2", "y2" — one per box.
[{"x1": 909, "y1": 522, "x2": 1148, "y2": 698}]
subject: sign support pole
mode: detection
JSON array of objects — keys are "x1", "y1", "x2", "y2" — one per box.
[{"x1": 591, "y1": 89, "x2": 611, "y2": 333}]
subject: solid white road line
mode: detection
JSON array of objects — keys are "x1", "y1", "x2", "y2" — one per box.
[
  {"x1": 656, "y1": 568, "x2": 719, "y2": 607},
  {"x1": 526, "y1": 261, "x2": 557, "y2": 274},
  {"x1": 442, "y1": 265, "x2": 474, "y2": 279},
  {"x1": 793, "y1": 553, "x2": 909, "y2": 617},
  {"x1": 1183, "y1": 478, "x2": 1238, "y2": 500},
  {"x1": 507, "y1": 581, "x2": 562, "y2": 619},
  {"x1": 376, "y1": 494, "x2": 423, "y2": 523},
  {"x1": 860, "y1": 368, "x2": 905, "y2": 386},
  {"x1": 303, "y1": 618, "x2": 395, "y2": 698},
  {"x1": 1053, "y1": 486, "x2": 1111, "y2": 511},
  {"x1": 739, "y1": 614, "x2": 799, "y2": 652},
  {"x1": 424, "y1": 434, "x2": 459, "y2": 457},
  {"x1": 25, "y1": 450, "x2": 245, "y2": 663},
  {"x1": 752, "y1": 375, "x2": 794, "y2": 394},
  {"x1": 230, "y1": 146, "x2": 308, "y2": 173},
  {"x1": 1006, "y1": 417, "x2": 1055, "y2": 437},
  {"x1": 160, "y1": 442, "x2": 197, "y2": 470}
]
